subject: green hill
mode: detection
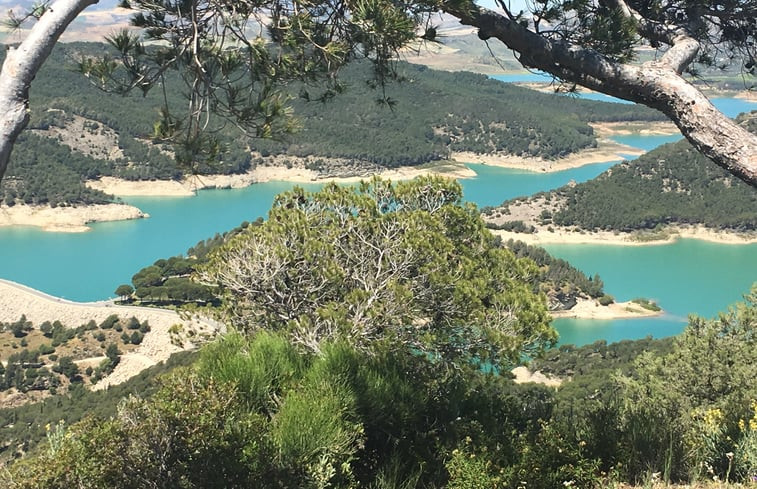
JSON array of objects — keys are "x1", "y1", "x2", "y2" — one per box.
[
  {"x1": 549, "y1": 115, "x2": 757, "y2": 231},
  {"x1": 1, "y1": 42, "x2": 663, "y2": 206},
  {"x1": 487, "y1": 114, "x2": 757, "y2": 233}
]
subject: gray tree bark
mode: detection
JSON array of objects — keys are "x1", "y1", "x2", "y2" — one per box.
[
  {"x1": 446, "y1": 4, "x2": 757, "y2": 186},
  {"x1": 0, "y1": 0, "x2": 99, "y2": 182}
]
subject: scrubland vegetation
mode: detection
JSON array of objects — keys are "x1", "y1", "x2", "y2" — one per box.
[
  {"x1": 3, "y1": 295, "x2": 755, "y2": 488},
  {"x1": 0, "y1": 314, "x2": 152, "y2": 404}
]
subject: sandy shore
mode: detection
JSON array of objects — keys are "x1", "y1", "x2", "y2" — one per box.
[
  {"x1": 590, "y1": 121, "x2": 680, "y2": 137},
  {"x1": 6, "y1": 162, "x2": 475, "y2": 232},
  {"x1": 86, "y1": 170, "x2": 283, "y2": 196},
  {"x1": 86, "y1": 162, "x2": 477, "y2": 197},
  {"x1": 0, "y1": 203, "x2": 147, "y2": 232},
  {"x1": 0, "y1": 279, "x2": 220, "y2": 389},
  {"x1": 86, "y1": 177, "x2": 198, "y2": 197},
  {"x1": 251, "y1": 163, "x2": 477, "y2": 183},
  {"x1": 451, "y1": 138, "x2": 643, "y2": 173},
  {"x1": 491, "y1": 225, "x2": 757, "y2": 246},
  {"x1": 734, "y1": 90, "x2": 757, "y2": 102},
  {"x1": 551, "y1": 297, "x2": 663, "y2": 320},
  {"x1": 511, "y1": 366, "x2": 562, "y2": 387}
]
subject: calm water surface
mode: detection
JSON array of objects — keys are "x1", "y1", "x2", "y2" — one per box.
[
  {"x1": 1, "y1": 88, "x2": 755, "y2": 346},
  {"x1": 546, "y1": 240, "x2": 757, "y2": 345}
]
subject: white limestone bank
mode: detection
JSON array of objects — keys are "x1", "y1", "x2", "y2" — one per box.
[
  {"x1": 451, "y1": 133, "x2": 646, "y2": 173},
  {"x1": 87, "y1": 162, "x2": 477, "y2": 197},
  {"x1": 0, "y1": 203, "x2": 147, "y2": 232},
  {"x1": 550, "y1": 297, "x2": 664, "y2": 320},
  {"x1": 0, "y1": 279, "x2": 219, "y2": 389},
  {"x1": 490, "y1": 226, "x2": 757, "y2": 247}
]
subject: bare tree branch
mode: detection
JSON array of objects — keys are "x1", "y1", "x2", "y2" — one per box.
[{"x1": 443, "y1": 3, "x2": 757, "y2": 185}]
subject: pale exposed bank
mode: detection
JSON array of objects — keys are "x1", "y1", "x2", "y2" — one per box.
[
  {"x1": 0, "y1": 203, "x2": 146, "y2": 232},
  {"x1": 550, "y1": 297, "x2": 663, "y2": 320},
  {"x1": 0, "y1": 280, "x2": 219, "y2": 389},
  {"x1": 451, "y1": 137, "x2": 644, "y2": 173},
  {"x1": 490, "y1": 226, "x2": 757, "y2": 247}
]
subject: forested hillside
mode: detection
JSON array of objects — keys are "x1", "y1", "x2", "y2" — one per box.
[
  {"x1": 551, "y1": 115, "x2": 757, "y2": 231},
  {"x1": 251, "y1": 64, "x2": 665, "y2": 165},
  {"x1": 0, "y1": 133, "x2": 112, "y2": 207},
  {"x1": 491, "y1": 115, "x2": 757, "y2": 232},
  {"x1": 504, "y1": 239, "x2": 606, "y2": 308},
  {"x1": 1, "y1": 42, "x2": 663, "y2": 206}
]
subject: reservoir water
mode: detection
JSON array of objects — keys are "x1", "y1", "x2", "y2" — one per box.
[{"x1": 0, "y1": 91, "x2": 755, "y2": 347}]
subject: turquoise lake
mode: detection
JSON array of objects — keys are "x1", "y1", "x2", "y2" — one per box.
[{"x1": 0, "y1": 91, "x2": 755, "y2": 347}]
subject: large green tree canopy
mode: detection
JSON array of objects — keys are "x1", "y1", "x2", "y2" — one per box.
[{"x1": 198, "y1": 176, "x2": 556, "y2": 368}]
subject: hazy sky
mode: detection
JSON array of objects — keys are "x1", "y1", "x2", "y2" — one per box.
[
  {"x1": 479, "y1": 0, "x2": 529, "y2": 11},
  {"x1": 0, "y1": 0, "x2": 533, "y2": 43},
  {"x1": 16, "y1": 0, "x2": 531, "y2": 16}
]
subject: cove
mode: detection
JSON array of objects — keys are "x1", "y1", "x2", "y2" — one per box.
[
  {"x1": 546, "y1": 240, "x2": 757, "y2": 346},
  {"x1": 0, "y1": 160, "x2": 616, "y2": 302}
]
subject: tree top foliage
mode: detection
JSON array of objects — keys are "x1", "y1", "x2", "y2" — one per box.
[
  {"x1": 76, "y1": 0, "x2": 433, "y2": 168},
  {"x1": 493, "y1": 0, "x2": 757, "y2": 73},
  {"x1": 86, "y1": 0, "x2": 757, "y2": 104},
  {"x1": 197, "y1": 176, "x2": 556, "y2": 368}
]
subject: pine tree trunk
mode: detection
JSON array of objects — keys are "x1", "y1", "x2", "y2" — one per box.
[{"x1": 0, "y1": 0, "x2": 100, "y2": 181}]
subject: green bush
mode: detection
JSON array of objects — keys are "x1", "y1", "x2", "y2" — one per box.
[
  {"x1": 99, "y1": 314, "x2": 119, "y2": 330},
  {"x1": 130, "y1": 331, "x2": 143, "y2": 345},
  {"x1": 197, "y1": 331, "x2": 305, "y2": 413},
  {"x1": 446, "y1": 444, "x2": 501, "y2": 489},
  {"x1": 598, "y1": 294, "x2": 614, "y2": 306},
  {"x1": 4, "y1": 371, "x2": 269, "y2": 488},
  {"x1": 631, "y1": 297, "x2": 661, "y2": 311},
  {"x1": 272, "y1": 376, "x2": 363, "y2": 488},
  {"x1": 616, "y1": 286, "x2": 757, "y2": 482}
]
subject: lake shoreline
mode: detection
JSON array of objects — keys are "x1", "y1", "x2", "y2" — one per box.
[
  {"x1": 491, "y1": 225, "x2": 757, "y2": 246},
  {"x1": 0, "y1": 163, "x2": 475, "y2": 232},
  {"x1": 2, "y1": 119, "x2": 669, "y2": 231},
  {"x1": 0, "y1": 203, "x2": 147, "y2": 232},
  {"x1": 589, "y1": 121, "x2": 680, "y2": 137},
  {"x1": 450, "y1": 137, "x2": 644, "y2": 173},
  {"x1": 87, "y1": 162, "x2": 478, "y2": 197},
  {"x1": 551, "y1": 297, "x2": 664, "y2": 320}
]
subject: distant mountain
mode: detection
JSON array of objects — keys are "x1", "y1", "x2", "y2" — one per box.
[{"x1": 0, "y1": 1, "x2": 130, "y2": 43}]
